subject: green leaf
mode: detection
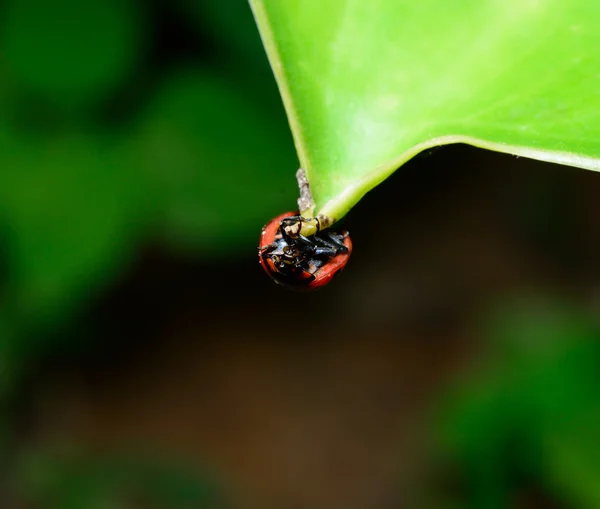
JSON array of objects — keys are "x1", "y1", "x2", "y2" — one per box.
[{"x1": 250, "y1": 1, "x2": 600, "y2": 219}]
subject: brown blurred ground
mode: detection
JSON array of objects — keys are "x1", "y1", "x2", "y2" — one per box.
[{"x1": 21, "y1": 145, "x2": 600, "y2": 509}]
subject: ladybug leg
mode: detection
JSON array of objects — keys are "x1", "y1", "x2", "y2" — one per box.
[
  {"x1": 279, "y1": 216, "x2": 304, "y2": 240},
  {"x1": 258, "y1": 242, "x2": 281, "y2": 269},
  {"x1": 326, "y1": 231, "x2": 349, "y2": 252},
  {"x1": 310, "y1": 236, "x2": 340, "y2": 258},
  {"x1": 292, "y1": 233, "x2": 309, "y2": 244},
  {"x1": 313, "y1": 246, "x2": 338, "y2": 257},
  {"x1": 292, "y1": 234, "x2": 320, "y2": 256},
  {"x1": 287, "y1": 233, "x2": 337, "y2": 259},
  {"x1": 280, "y1": 215, "x2": 303, "y2": 226},
  {"x1": 314, "y1": 232, "x2": 349, "y2": 254},
  {"x1": 259, "y1": 243, "x2": 277, "y2": 255}
]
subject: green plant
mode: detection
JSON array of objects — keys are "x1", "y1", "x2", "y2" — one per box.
[
  {"x1": 438, "y1": 298, "x2": 600, "y2": 508},
  {"x1": 0, "y1": 0, "x2": 297, "y2": 366},
  {"x1": 250, "y1": 1, "x2": 600, "y2": 220}
]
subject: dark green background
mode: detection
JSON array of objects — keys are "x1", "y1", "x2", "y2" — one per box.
[{"x1": 1, "y1": 1, "x2": 600, "y2": 508}]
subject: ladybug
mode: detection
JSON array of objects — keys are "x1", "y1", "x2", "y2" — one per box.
[{"x1": 259, "y1": 211, "x2": 352, "y2": 290}]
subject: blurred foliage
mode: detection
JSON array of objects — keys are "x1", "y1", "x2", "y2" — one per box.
[
  {"x1": 135, "y1": 69, "x2": 296, "y2": 251},
  {"x1": 436, "y1": 297, "x2": 600, "y2": 508},
  {"x1": 0, "y1": 0, "x2": 297, "y2": 370},
  {"x1": 14, "y1": 450, "x2": 225, "y2": 509},
  {"x1": 0, "y1": 1, "x2": 296, "y2": 505},
  {"x1": 1, "y1": 0, "x2": 144, "y2": 110}
]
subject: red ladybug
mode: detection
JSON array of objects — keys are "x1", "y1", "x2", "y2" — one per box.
[{"x1": 258, "y1": 211, "x2": 352, "y2": 290}]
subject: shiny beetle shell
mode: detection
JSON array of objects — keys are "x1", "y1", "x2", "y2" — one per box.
[{"x1": 259, "y1": 211, "x2": 352, "y2": 290}]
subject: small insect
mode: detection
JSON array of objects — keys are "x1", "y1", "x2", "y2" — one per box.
[{"x1": 259, "y1": 211, "x2": 352, "y2": 290}]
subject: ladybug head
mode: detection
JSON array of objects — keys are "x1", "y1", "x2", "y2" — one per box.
[{"x1": 271, "y1": 244, "x2": 302, "y2": 270}]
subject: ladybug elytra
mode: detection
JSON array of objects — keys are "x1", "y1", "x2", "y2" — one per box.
[{"x1": 259, "y1": 211, "x2": 352, "y2": 290}]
